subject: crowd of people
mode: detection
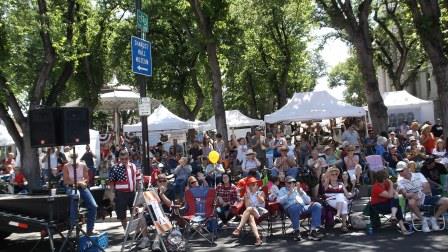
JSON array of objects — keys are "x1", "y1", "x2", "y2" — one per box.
[
  {"x1": 1, "y1": 118, "x2": 448, "y2": 246},
  {"x1": 95, "y1": 118, "x2": 447, "y2": 247}
]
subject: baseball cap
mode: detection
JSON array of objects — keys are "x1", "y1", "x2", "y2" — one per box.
[
  {"x1": 286, "y1": 176, "x2": 296, "y2": 183},
  {"x1": 396, "y1": 161, "x2": 408, "y2": 172}
]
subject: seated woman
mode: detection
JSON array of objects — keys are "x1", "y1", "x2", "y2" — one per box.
[
  {"x1": 241, "y1": 149, "x2": 261, "y2": 178},
  {"x1": 232, "y1": 177, "x2": 267, "y2": 246},
  {"x1": 307, "y1": 149, "x2": 327, "y2": 198},
  {"x1": 205, "y1": 158, "x2": 225, "y2": 187},
  {"x1": 323, "y1": 166, "x2": 351, "y2": 232},
  {"x1": 370, "y1": 170, "x2": 412, "y2": 235},
  {"x1": 216, "y1": 174, "x2": 239, "y2": 226},
  {"x1": 343, "y1": 145, "x2": 362, "y2": 186},
  {"x1": 273, "y1": 146, "x2": 297, "y2": 178}
]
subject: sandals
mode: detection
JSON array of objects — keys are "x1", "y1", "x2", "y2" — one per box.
[
  {"x1": 254, "y1": 237, "x2": 263, "y2": 246},
  {"x1": 390, "y1": 216, "x2": 398, "y2": 224},
  {"x1": 232, "y1": 228, "x2": 241, "y2": 237}
]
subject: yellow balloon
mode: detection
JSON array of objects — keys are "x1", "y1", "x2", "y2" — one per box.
[{"x1": 208, "y1": 150, "x2": 220, "y2": 164}]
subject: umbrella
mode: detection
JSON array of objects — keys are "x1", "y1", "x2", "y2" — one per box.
[{"x1": 65, "y1": 85, "x2": 160, "y2": 144}]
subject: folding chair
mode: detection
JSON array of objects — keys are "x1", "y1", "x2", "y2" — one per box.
[
  {"x1": 365, "y1": 155, "x2": 386, "y2": 184},
  {"x1": 182, "y1": 186, "x2": 217, "y2": 245},
  {"x1": 409, "y1": 204, "x2": 446, "y2": 231}
]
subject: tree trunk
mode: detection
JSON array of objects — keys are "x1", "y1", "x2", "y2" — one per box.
[
  {"x1": 354, "y1": 39, "x2": 389, "y2": 133},
  {"x1": 188, "y1": 0, "x2": 228, "y2": 141},
  {"x1": 206, "y1": 45, "x2": 228, "y2": 140},
  {"x1": 433, "y1": 63, "x2": 448, "y2": 129},
  {"x1": 407, "y1": 0, "x2": 448, "y2": 129},
  {"x1": 246, "y1": 71, "x2": 258, "y2": 118},
  {"x1": 277, "y1": 60, "x2": 290, "y2": 108}
]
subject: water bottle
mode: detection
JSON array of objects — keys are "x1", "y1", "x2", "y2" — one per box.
[{"x1": 366, "y1": 219, "x2": 373, "y2": 235}]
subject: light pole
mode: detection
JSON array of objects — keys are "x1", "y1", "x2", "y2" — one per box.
[{"x1": 135, "y1": 0, "x2": 150, "y2": 175}]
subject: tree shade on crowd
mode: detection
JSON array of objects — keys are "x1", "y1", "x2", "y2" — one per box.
[{"x1": 264, "y1": 91, "x2": 366, "y2": 124}]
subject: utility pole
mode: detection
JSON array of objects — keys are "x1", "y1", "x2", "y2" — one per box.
[{"x1": 135, "y1": 0, "x2": 150, "y2": 175}]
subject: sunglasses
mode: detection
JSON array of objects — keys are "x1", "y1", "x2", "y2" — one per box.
[{"x1": 286, "y1": 181, "x2": 296, "y2": 184}]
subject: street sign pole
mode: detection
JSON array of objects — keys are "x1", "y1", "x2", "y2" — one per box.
[{"x1": 135, "y1": 0, "x2": 150, "y2": 176}]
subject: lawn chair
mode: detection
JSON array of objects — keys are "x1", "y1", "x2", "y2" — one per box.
[
  {"x1": 182, "y1": 186, "x2": 217, "y2": 245},
  {"x1": 365, "y1": 155, "x2": 386, "y2": 184}
]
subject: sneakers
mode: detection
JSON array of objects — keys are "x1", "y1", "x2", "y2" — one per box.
[
  {"x1": 137, "y1": 236, "x2": 151, "y2": 249},
  {"x1": 421, "y1": 217, "x2": 431, "y2": 233},
  {"x1": 430, "y1": 217, "x2": 441, "y2": 231},
  {"x1": 308, "y1": 230, "x2": 323, "y2": 241},
  {"x1": 293, "y1": 230, "x2": 301, "y2": 241}
]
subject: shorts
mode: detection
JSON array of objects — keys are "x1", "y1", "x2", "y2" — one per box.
[
  {"x1": 253, "y1": 206, "x2": 268, "y2": 217},
  {"x1": 114, "y1": 191, "x2": 135, "y2": 220},
  {"x1": 423, "y1": 195, "x2": 441, "y2": 206}
]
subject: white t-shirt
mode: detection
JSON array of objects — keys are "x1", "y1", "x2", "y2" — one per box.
[
  {"x1": 397, "y1": 172, "x2": 428, "y2": 202},
  {"x1": 237, "y1": 145, "x2": 248, "y2": 162}
]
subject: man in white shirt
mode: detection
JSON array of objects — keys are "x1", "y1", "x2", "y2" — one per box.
[
  {"x1": 396, "y1": 161, "x2": 448, "y2": 232},
  {"x1": 341, "y1": 124, "x2": 360, "y2": 146}
]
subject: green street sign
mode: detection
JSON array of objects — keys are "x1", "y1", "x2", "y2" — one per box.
[{"x1": 137, "y1": 10, "x2": 148, "y2": 33}]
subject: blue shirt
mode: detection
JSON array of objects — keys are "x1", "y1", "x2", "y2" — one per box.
[{"x1": 277, "y1": 186, "x2": 311, "y2": 209}]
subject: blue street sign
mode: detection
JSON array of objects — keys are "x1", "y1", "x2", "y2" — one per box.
[{"x1": 131, "y1": 36, "x2": 152, "y2": 77}]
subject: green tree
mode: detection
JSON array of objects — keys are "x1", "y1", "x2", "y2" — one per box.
[
  {"x1": 316, "y1": 0, "x2": 389, "y2": 133},
  {"x1": 406, "y1": 0, "x2": 448, "y2": 129},
  {"x1": 373, "y1": 0, "x2": 427, "y2": 90},
  {"x1": 188, "y1": 0, "x2": 229, "y2": 141},
  {"x1": 329, "y1": 56, "x2": 366, "y2": 106}
]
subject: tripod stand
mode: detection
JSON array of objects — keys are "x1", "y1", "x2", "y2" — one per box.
[{"x1": 59, "y1": 147, "x2": 105, "y2": 252}]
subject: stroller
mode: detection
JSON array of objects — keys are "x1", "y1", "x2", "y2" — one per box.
[{"x1": 121, "y1": 189, "x2": 187, "y2": 252}]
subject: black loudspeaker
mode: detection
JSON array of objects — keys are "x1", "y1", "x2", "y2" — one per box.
[
  {"x1": 29, "y1": 108, "x2": 58, "y2": 147},
  {"x1": 58, "y1": 107, "x2": 90, "y2": 146}
]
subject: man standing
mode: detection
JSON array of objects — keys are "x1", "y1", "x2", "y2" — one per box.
[
  {"x1": 397, "y1": 161, "x2": 448, "y2": 232},
  {"x1": 341, "y1": 124, "x2": 360, "y2": 147},
  {"x1": 81, "y1": 145, "x2": 97, "y2": 186},
  {"x1": 277, "y1": 176, "x2": 323, "y2": 241},
  {"x1": 250, "y1": 127, "x2": 267, "y2": 169},
  {"x1": 109, "y1": 150, "x2": 141, "y2": 229}
]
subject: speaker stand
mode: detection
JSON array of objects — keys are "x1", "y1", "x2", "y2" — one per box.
[{"x1": 58, "y1": 147, "x2": 105, "y2": 252}]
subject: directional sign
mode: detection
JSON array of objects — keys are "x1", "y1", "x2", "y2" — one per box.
[
  {"x1": 131, "y1": 36, "x2": 152, "y2": 77},
  {"x1": 138, "y1": 97, "x2": 151, "y2": 116},
  {"x1": 137, "y1": 10, "x2": 148, "y2": 33}
]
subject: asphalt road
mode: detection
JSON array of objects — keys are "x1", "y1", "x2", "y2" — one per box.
[{"x1": 1, "y1": 198, "x2": 447, "y2": 252}]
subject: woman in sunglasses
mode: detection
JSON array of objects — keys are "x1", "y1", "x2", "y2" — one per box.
[
  {"x1": 323, "y1": 166, "x2": 351, "y2": 232},
  {"x1": 232, "y1": 177, "x2": 266, "y2": 246}
]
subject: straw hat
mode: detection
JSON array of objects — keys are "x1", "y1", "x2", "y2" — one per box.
[
  {"x1": 421, "y1": 124, "x2": 432, "y2": 132},
  {"x1": 327, "y1": 166, "x2": 340, "y2": 176},
  {"x1": 246, "y1": 149, "x2": 256, "y2": 156}
]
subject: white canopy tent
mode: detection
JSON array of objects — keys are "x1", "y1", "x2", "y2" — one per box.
[
  {"x1": 123, "y1": 105, "x2": 204, "y2": 146},
  {"x1": 205, "y1": 110, "x2": 264, "y2": 130},
  {"x1": 382, "y1": 90, "x2": 434, "y2": 127},
  {"x1": 0, "y1": 124, "x2": 14, "y2": 146},
  {"x1": 123, "y1": 105, "x2": 203, "y2": 133},
  {"x1": 205, "y1": 110, "x2": 264, "y2": 139},
  {"x1": 264, "y1": 91, "x2": 365, "y2": 123}
]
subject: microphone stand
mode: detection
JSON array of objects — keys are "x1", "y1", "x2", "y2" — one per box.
[{"x1": 59, "y1": 147, "x2": 105, "y2": 252}]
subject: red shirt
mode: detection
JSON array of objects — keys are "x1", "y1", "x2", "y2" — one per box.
[
  {"x1": 371, "y1": 181, "x2": 390, "y2": 205},
  {"x1": 13, "y1": 172, "x2": 26, "y2": 186}
]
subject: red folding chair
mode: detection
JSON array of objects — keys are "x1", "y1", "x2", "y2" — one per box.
[{"x1": 182, "y1": 186, "x2": 217, "y2": 245}]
